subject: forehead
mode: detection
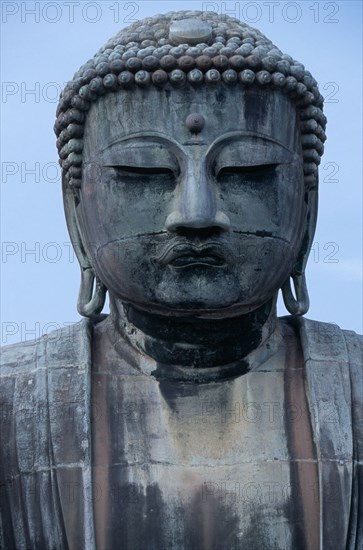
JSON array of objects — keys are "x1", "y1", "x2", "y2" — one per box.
[{"x1": 83, "y1": 85, "x2": 300, "y2": 152}]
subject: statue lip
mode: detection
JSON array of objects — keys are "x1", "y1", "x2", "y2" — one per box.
[{"x1": 155, "y1": 242, "x2": 227, "y2": 267}]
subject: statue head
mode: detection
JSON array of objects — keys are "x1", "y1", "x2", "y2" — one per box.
[{"x1": 55, "y1": 11, "x2": 326, "y2": 320}]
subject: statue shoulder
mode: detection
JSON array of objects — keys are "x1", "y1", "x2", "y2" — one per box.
[
  {"x1": 341, "y1": 326, "x2": 363, "y2": 365},
  {"x1": 0, "y1": 318, "x2": 92, "y2": 381},
  {"x1": 296, "y1": 315, "x2": 362, "y2": 411},
  {"x1": 282, "y1": 315, "x2": 362, "y2": 446},
  {"x1": 288, "y1": 316, "x2": 362, "y2": 365}
]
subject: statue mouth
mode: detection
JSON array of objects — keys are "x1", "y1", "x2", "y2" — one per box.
[{"x1": 155, "y1": 242, "x2": 228, "y2": 268}]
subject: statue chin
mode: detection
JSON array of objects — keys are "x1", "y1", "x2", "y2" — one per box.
[{"x1": 110, "y1": 286, "x2": 277, "y2": 319}]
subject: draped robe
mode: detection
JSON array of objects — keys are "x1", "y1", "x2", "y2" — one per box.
[{"x1": 1, "y1": 316, "x2": 362, "y2": 549}]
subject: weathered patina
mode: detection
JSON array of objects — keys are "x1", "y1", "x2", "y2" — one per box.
[{"x1": 1, "y1": 11, "x2": 362, "y2": 550}]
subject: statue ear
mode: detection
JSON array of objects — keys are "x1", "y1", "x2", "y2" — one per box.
[
  {"x1": 62, "y1": 175, "x2": 106, "y2": 317},
  {"x1": 282, "y1": 178, "x2": 318, "y2": 316}
]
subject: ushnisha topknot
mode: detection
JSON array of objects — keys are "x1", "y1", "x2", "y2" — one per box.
[{"x1": 54, "y1": 10, "x2": 327, "y2": 190}]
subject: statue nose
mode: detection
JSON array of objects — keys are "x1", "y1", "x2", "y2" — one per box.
[{"x1": 165, "y1": 165, "x2": 231, "y2": 232}]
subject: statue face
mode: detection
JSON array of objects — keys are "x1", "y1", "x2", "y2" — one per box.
[{"x1": 78, "y1": 86, "x2": 306, "y2": 317}]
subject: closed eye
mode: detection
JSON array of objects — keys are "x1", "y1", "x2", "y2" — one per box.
[
  {"x1": 217, "y1": 164, "x2": 278, "y2": 177},
  {"x1": 105, "y1": 165, "x2": 176, "y2": 176}
]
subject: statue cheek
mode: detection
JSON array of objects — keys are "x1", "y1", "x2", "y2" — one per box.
[
  {"x1": 91, "y1": 237, "x2": 164, "y2": 302},
  {"x1": 94, "y1": 180, "x2": 175, "y2": 238}
]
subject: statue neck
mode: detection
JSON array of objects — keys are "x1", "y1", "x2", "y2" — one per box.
[{"x1": 108, "y1": 297, "x2": 278, "y2": 380}]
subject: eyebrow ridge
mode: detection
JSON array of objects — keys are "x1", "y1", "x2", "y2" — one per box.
[{"x1": 101, "y1": 132, "x2": 183, "y2": 153}]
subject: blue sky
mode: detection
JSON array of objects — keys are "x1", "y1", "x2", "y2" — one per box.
[{"x1": 1, "y1": 0, "x2": 362, "y2": 345}]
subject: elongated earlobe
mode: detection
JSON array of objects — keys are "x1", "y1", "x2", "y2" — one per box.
[
  {"x1": 77, "y1": 267, "x2": 107, "y2": 317},
  {"x1": 63, "y1": 174, "x2": 107, "y2": 317},
  {"x1": 281, "y1": 181, "x2": 318, "y2": 316},
  {"x1": 282, "y1": 273, "x2": 309, "y2": 316}
]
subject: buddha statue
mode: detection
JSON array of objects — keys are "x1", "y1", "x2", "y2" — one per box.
[{"x1": 1, "y1": 11, "x2": 361, "y2": 550}]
